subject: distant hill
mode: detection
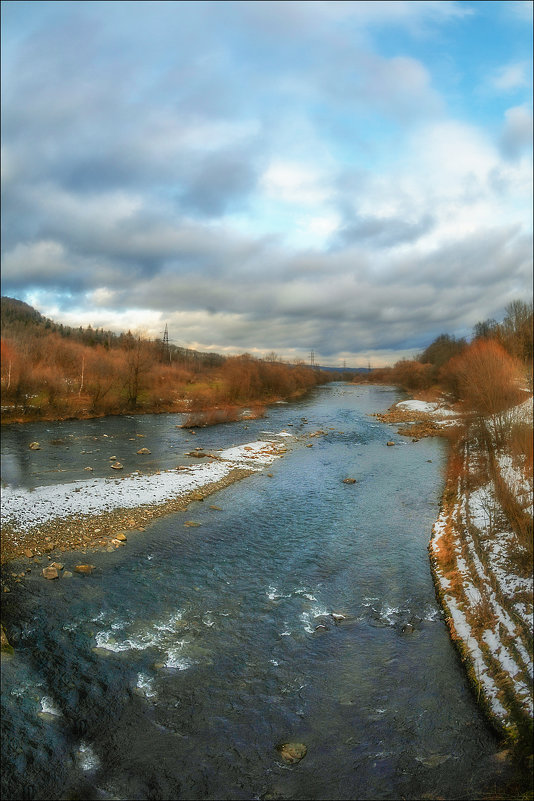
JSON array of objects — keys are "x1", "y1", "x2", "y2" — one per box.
[
  {"x1": 0, "y1": 296, "x2": 224, "y2": 367},
  {"x1": 1, "y1": 296, "x2": 50, "y2": 327}
]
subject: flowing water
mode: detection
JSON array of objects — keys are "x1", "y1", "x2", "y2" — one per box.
[{"x1": 1, "y1": 385, "x2": 525, "y2": 800}]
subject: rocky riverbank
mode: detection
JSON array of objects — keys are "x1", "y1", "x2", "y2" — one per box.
[
  {"x1": 1, "y1": 466, "x2": 255, "y2": 571},
  {"x1": 1, "y1": 436, "x2": 293, "y2": 571},
  {"x1": 372, "y1": 397, "x2": 461, "y2": 438},
  {"x1": 375, "y1": 392, "x2": 533, "y2": 761}
]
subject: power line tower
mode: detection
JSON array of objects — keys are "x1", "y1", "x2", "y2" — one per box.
[{"x1": 161, "y1": 323, "x2": 171, "y2": 365}]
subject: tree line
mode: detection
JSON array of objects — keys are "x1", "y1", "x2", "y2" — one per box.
[
  {"x1": 0, "y1": 297, "x2": 331, "y2": 422},
  {"x1": 365, "y1": 299, "x2": 533, "y2": 425}
]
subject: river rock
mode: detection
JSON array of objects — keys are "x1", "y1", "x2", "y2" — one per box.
[
  {"x1": 111, "y1": 538, "x2": 125, "y2": 546},
  {"x1": 401, "y1": 623, "x2": 415, "y2": 634},
  {"x1": 29, "y1": 441, "x2": 40, "y2": 450},
  {"x1": 342, "y1": 478, "x2": 356, "y2": 484},
  {"x1": 136, "y1": 448, "x2": 151, "y2": 454},
  {"x1": 331, "y1": 613, "x2": 346, "y2": 622},
  {"x1": 23, "y1": 548, "x2": 34, "y2": 558},
  {"x1": 114, "y1": 533, "x2": 127, "y2": 541},
  {"x1": 110, "y1": 462, "x2": 123, "y2": 469},
  {"x1": 184, "y1": 521, "x2": 201, "y2": 527},
  {"x1": 42, "y1": 566, "x2": 59, "y2": 580},
  {"x1": 1, "y1": 625, "x2": 14, "y2": 655},
  {"x1": 387, "y1": 441, "x2": 395, "y2": 446},
  {"x1": 50, "y1": 562, "x2": 64, "y2": 570},
  {"x1": 84, "y1": 466, "x2": 93, "y2": 471},
  {"x1": 277, "y1": 743, "x2": 307, "y2": 764},
  {"x1": 314, "y1": 624, "x2": 329, "y2": 633},
  {"x1": 63, "y1": 570, "x2": 73, "y2": 578},
  {"x1": 74, "y1": 564, "x2": 95, "y2": 575}
]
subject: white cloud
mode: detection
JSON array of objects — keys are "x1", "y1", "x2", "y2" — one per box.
[
  {"x1": 261, "y1": 161, "x2": 331, "y2": 206},
  {"x1": 491, "y1": 62, "x2": 530, "y2": 92}
]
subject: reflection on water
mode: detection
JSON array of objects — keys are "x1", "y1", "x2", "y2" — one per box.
[{"x1": 1, "y1": 385, "x2": 528, "y2": 800}]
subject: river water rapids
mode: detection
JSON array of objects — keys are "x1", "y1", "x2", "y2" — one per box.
[{"x1": 0, "y1": 384, "x2": 527, "y2": 800}]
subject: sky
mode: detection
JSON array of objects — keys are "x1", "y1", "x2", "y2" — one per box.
[{"x1": 1, "y1": 0, "x2": 532, "y2": 367}]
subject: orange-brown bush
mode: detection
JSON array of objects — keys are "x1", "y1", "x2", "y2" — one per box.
[
  {"x1": 388, "y1": 360, "x2": 434, "y2": 391},
  {"x1": 440, "y1": 340, "x2": 524, "y2": 444},
  {"x1": 1, "y1": 322, "x2": 331, "y2": 423}
]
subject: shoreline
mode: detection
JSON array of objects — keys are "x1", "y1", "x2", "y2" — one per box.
[
  {"x1": 1, "y1": 466, "x2": 255, "y2": 568},
  {"x1": 1, "y1": 436, "x2": 293, "y2": 567},
  {"x1": 0, "y1": 386, "x2": 322, "y2": 427},
  {"x1": 373, "y1": 391, "x2": 533, "y2": 760}
]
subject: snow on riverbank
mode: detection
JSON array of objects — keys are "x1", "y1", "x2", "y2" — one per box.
[
  {"x1": 396, "y1": 400, "x2": 457, "y2": 416},
  {"x1": 1, "y1": 435, "x2": 291, "y2": 532},
  {"x1": 430, "y1": 402, "x2": 533, "y2": 739}
]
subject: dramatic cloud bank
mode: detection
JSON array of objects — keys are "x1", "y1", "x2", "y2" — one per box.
[{"x1": 1, "y1": 0, "x2": 532, "y2": 365}]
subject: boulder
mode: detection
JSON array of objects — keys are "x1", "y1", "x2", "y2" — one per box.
[
  {"x1": 42, "y1": 566, "x2": 59, "y2": 580},
  {"x1": 84, "y1": 466, "x2": 94, "y2": 471},
  {"x1": 110, "y1": 462, "x2": 123, "y2": 470},
  {"x1": 74, "y1": 564, "x2": 95, "y2": 575},
  {"x1": 277, "y1": 743, "x2": 307, "y2": 764},
  {"x1": 136, "y1": 448, "x2": 151, "y2": 454},
  {"x1": 401, "y1": 623, "x2": 414, "y2": 635},
  {"x1": 331, "y1": 613, "x2": 346, "y2": 622},
  {"x1": 386, "y1": 441, "x2": 395, "y2": 446},
  {"x1": 114, "y1": 533, "x2": 127, "y2": 541},
  {"x1": 29, "y1": 441, "x2": 40, "y2": 450},
  {"x1": 342, "y1": 478, "x2": 356, "y2": 484}
]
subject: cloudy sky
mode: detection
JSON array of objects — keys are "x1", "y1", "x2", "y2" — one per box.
[{"x1": 1, "y1": 0, "x2": 532, "y2": 366}]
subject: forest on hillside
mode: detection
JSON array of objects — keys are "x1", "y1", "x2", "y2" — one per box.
[{"x1": 0, "y1": 297, "x2": 332, "y2": 423}]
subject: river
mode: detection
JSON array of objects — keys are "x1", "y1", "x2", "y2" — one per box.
[{"x1": 0, "y1": 384, "x2": 525, "y2": 800}]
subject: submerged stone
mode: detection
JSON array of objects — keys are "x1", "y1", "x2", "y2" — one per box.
[
  {"x1": 42, "y1": 566, "x2": 59, "y2": 580},
  {"x1": 75, "y1": 564, "x2": 95, "y2": 575},
  {"x1": 277, "y1": 743, "x2": 307, "y2": 764}
]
